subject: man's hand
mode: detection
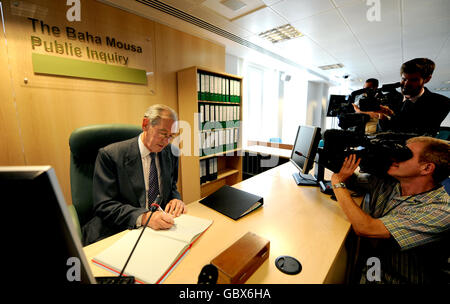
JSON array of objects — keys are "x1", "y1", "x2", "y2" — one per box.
[
  {"x1": 330, "y1": 154, "x2": 391, "y2": 239},
  {"x1": 379, "y1": 105, "x2": 394, "y2": 116},
  {"x1": 332, "y1": 154, "x2": 360, "y2": 184},
  {"x1": 142, "y1": 211, "x2": 174, "y2": 230},
  {"x1": 165, "y1": 199, "x2": 187, "y2": 217},
  {"x1": 353, "y1": 103, "x2": 394, "y2": 120},
  {"x1": 352, "y1": 103, "x2": 362, "y2": 113}
]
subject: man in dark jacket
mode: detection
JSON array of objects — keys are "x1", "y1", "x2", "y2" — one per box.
[
  {"x1": 83, "y1": 104, "x2": 186, "y2": 245},
  {"x1": 378, "y1": 58, "x2": 450, "y2": 136}
]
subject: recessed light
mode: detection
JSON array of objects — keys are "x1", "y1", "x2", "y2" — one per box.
[
  {"x1": 318, "y1": 63, "x2": 344, "y2": 70},
  {"x1": 258, "y1": 24, "x2": 303, "y2": 43}
]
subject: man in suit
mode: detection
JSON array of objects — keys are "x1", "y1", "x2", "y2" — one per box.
[
  {"x1": 378, "y1": 58, "x2": 450, "y2": 136},
  {"x1": 351, "y1": 78, "x2": 386, "y2": 134},
  {"x1": 83, "y1": 104, "x2": 186, "y2": 245}
]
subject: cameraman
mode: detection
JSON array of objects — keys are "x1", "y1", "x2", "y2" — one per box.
[
  {"x1": 352, "y1": 78, "x2": 394, "y2": 133},
  {"x1": 331, "y1": 136, "x2": 449, "y2": 283},
  {"x1": 378, "y1": 58, "x2": 450, "y2": 136}
]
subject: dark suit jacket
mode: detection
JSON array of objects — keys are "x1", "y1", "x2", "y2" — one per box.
[
  {"x1": 378, "y1": 87, "x2": 450, "y2": 136},
  {"x1": 82, "y1": 136, "x2": 181, "y2": 245}
]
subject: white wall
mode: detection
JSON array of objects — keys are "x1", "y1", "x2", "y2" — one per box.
[
  {"x1": 306, "y1": 81, "x2": 329, "y2": 132},
  {"x1": 225, "y1": 53, "x2": 243, "y2": 76}
]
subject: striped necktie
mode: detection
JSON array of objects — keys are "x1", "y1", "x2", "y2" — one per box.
[{"x1": 147, "y1": 152, "x2": 160, "y2": 206}]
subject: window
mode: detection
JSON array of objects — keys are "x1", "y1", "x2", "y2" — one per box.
[
  {"x1": 243, "y1": 63, "x2": 279, "y2": 144},
  {"x1": 281, "y1": 71, "x2": 308, "y2": 144},
  {"x1": 243, "y1": 62, "x2": 309, "y2": 145}
]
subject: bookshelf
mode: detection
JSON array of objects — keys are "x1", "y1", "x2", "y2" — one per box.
[{"x1": 177, "y1": 66, "x2": 243, "y2": 203}]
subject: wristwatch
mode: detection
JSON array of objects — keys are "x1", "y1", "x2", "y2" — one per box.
[{"x1": 332, "y1": 182, "x2": 346, "y2": 189}]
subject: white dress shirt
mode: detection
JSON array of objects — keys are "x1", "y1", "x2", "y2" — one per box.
[{"x1": 136, "y1": 132, "x2": 163, "y2": 227}]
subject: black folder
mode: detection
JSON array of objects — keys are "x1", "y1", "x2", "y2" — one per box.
[{"x1": 199, "y1": 185, "x2": 263, "y2": 220}]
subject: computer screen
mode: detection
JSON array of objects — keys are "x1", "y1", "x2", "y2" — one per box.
[
  {"x1": 0, "y1": 166, "x2": 96, "y2": 284},
  {"x1": 290, "y1": 125, "x2": 321, "y2": 186},
  {"x1": 326, "y1": 94, "x2": 351, "y2": 117}
]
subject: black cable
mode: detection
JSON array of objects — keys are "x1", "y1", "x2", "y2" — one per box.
[{"x1": 119, "y1": 195, "x2": 161, "y2": 277}]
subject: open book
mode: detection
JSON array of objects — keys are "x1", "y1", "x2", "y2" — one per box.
[{"x1": 92, "y1": 214, "x2": 213, "y2": 284}]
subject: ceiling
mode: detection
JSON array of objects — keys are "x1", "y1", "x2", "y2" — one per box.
[{"x1": 102, "y1": 0, "x2": 450, "y2": 92}]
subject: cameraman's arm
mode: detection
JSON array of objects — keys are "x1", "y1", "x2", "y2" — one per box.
[
  {"x1": 331, "y1": 155, "x2": 390, "y2": 239},
  {"x1": 352, "y1": 103, "x2": 388, "y2": 120}
]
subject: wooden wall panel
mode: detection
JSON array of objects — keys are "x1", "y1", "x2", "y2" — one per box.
[
  {"x1": 0, "y1": 0, "x2": 225, "y2": 204},
  {"x1": 0, "y1": 19, "x2": 25, "y2": 165}
]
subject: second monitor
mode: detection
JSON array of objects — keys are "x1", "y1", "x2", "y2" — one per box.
[{"x1": 290, "y1": 125, "x2": 321, "y2": 186}]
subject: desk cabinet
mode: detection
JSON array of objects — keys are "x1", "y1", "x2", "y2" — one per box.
[{"x1": 243, "y1": 151, "x2": 289, "y2": 180}]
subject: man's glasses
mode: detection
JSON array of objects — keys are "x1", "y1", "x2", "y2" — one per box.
[{"x1": 157, "y1": 130, "x2": 178, "y2": 140}]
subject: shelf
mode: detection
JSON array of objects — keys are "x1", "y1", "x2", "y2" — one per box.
[
  {"x1": 178, "y1": 65, "x2": 243, "y2": 80},
  {"x1": 198, "y1": 100, "x2": 241, "y2": 105},
  {"x1": 199, "y1": 148, "x2": 241, "y2": 160},
  {"x1": 201, "y1": 168, "x2": 239, "y2": 187}
]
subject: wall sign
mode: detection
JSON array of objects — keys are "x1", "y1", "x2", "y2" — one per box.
[{"x1": 28, "y1": 17, "x2": 147, "y2": 84}]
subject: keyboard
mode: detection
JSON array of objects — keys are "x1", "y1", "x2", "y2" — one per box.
[{"x1": 95, "y1": 276, "x2": 136, "y2": 284}]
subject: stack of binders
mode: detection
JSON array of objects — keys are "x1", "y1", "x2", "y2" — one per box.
[
  {"x1": 197, "y1": 71, "x2": 241, "y2": 103},
  {"x1": 200, "y1": 157, "x2": 218, "y2": 184},
  {"x1": 198, "y1": 111, "x2": 240, "y2": 157},
  {"x1": 198, "y1": 127, "x2": 240, "y2": 157},
  {"x1": 197, "y1": 71, "x2": 241, "y2": 157},
  {"x1": 199, "y1": 103, "x2": 240, "y2": 127}
]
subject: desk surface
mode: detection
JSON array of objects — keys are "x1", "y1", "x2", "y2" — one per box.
[{"x1": 84, "y1": 162, "x2": 358, "y2": 284}]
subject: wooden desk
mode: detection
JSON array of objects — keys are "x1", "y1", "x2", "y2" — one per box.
[{"x1": 84, "y1": 162, "x2": 358, "y2": 283}]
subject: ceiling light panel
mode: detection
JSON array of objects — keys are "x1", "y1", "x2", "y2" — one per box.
[
  {"x1": 259, "y1": 24, "x2": 303, "y2": 43},
  {"x1": 318, "y1": 63, "x2": 344, "y2": 70}
]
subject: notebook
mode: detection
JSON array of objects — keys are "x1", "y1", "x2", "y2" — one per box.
[
  {"x1": 199, "y1": 185, "x2": 263, "y2": 220},
  {"x1": 92, "y1": 214, "x2": 213, "y2": 284}
]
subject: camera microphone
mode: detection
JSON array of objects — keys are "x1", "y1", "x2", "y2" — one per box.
[{"x1": 381, "y1": 82, "x2": 401, "y2": 92}]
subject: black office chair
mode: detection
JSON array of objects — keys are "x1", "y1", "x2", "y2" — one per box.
[{"x1": 69, "y1": 124, "x2": 142, "y2": 241}]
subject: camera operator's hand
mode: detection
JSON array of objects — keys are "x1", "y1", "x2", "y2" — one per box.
[
  {"x1": 379, "y1": 105, "x2": 394, "y2": 115},
  {"x1": 332, "y1": 154, "x2": 361, "y2": 184},
  {"x1": 378, "y1": 105, "x2": 394, "y2": 120},
  {"x1": 352, "y1": 103, "x2": 362, "y2": 113},
  {"x1": 352, "y1": 103, "x2": 386, "y2": 120}
]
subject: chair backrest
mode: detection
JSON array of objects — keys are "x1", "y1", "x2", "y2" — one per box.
[
  {"x1": 269, "y1": 137, "x2": 282, "y2": 143},
  {"x1": 69, "y1": 124, "x2": 142, "y2": 227}
]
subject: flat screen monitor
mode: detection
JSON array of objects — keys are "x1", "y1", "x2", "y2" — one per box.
[
  {"x1": 326, "y1": 94, "x2": 348, "y2": 117},
  {"x1": 290, "y1": 125, "x2": 321, "y2": 186},
  {"x1": 0, "y1": 166, "x2": 96, "y2": 284}
]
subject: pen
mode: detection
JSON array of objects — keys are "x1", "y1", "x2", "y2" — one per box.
[
  {"x1": 157, "y1": 205, "x2": 176, "y2": 227},
  {"x1": 157, "y1": 205, "x2": 166, "y2": 213}
]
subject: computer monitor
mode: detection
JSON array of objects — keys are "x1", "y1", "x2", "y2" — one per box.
[
  {"x1": 0, "y1": 166, "x2": 96, "y2": 284},
  {"x1": 326, "y1": 94, "x2": 351, "y2": 117},
  {"x1": 290, "y1": 125, "x2": 321, "y2": 186}
]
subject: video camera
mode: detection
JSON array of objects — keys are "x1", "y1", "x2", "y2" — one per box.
[
  {"x1": 321, "y1": 129, "x2": 415, "y2": 176},
  {"x1": 350, "y1": 82, "x2": 402, "y2": 112},
  {"x1": 327, "y1": 82, "x2": 403, "y2": 133}
]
